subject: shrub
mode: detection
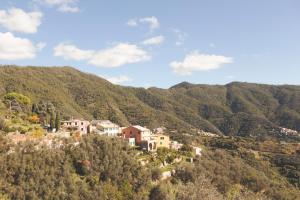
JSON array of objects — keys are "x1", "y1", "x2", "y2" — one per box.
[
  {"x1": 176, "y1": 177, "x2": 224, "y2": 200},
  {"x1": 174, "y1": 164, "x2": 195, "y2": 183},
  {"x1": 0, "y1": 117, "x2": 8, "y2": 132},
  {"x1": 149, "y1": 185, "x2": 170, "y2": 200},
  {"x1": 151, "y1": 168, "x2": 162, "y2": 181},
  {"x1": 3, "y1": 93, "x2": 31, "y2": 105}
]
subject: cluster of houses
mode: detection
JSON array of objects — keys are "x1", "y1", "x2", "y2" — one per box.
[
  {"x1": 279, "y1": 127, "x2": 300, "y2": 136},
  {"x1": 60, "y1": 119, "x2": 179, "y2": 152},
  {"x1": 6, "y1": 118, "x2": 202, "y2": 155}
]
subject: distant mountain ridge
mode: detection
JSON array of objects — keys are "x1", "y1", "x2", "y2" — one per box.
[{"x1": 0, "y1": 66, "x2": 299, "y2": 139}]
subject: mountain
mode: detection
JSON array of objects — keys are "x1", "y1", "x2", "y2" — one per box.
[{"x1": 0, "y1": 66, "x2": 299, "y2": 140}]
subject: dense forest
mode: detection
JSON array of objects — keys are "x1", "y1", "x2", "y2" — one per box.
[
  {"x1": 0, "y1": 66, "x2": 300, "y2": 141},
  {"x1": 0, "y1": 66, "x2": 299, "y2": 199},
  {"x1": 0, "y1": 134, "x2": 299, "y2": 200}
]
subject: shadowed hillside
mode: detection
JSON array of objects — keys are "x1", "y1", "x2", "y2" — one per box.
[{"x1": 0, "y1": 66, "x2": 299, "y2": 140}]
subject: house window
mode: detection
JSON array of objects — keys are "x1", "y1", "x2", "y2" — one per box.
[
  {"x1": 81, "y1": 128, "x2": 84, "y2": 131},
  {"x1": 75, "y1": 122, "x2": 78, "y2": 125},
  {"x1": 160, "y1": 137, "x2": 164, "y2": 140},
  {"x1": 81, "y1": 122, "x2": 84, "y2": 125}
]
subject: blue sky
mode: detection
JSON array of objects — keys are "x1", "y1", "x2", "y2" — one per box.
[{"x1": 0, "y1": 0, "x2": 299, "y2": 88}]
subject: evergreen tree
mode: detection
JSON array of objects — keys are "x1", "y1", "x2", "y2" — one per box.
[
  {"x1": 55, "y1": 112, "x2": 61, "y2": 131},
  {"x1": 32, "y1": 103, "x2": 38, "y2": 114},
  {"x1": 50, "y1": 112, "x2": 55, "y2": 130}
]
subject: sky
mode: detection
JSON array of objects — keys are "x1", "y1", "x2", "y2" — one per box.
[{"x1": 0, "y1": 0, "x2": 299, "y2": 88}]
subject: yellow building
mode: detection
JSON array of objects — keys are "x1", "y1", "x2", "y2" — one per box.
[
  {"x1": 154, "y1": 134, "x2": 170, "y2": 149},
  {"x1": 140, "y1": 134, "x2": 170, "y2": 152}
]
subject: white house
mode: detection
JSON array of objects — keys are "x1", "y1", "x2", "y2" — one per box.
[{"x1": 90, "y1": 120, "x2": 120, "y2": 136}]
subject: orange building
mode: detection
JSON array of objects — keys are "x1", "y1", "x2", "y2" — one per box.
[{"x1": 122, "y1": 125, "x2": 151, "y2": 145}]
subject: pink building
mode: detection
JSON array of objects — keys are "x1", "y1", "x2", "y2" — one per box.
[{"x1": 61, "y1": 119, "x2": 90, "y2": 134}]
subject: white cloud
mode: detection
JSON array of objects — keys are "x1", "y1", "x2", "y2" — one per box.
[
  {"x1": 37, "y1": 0, "x2": 80, "y2": 13},
  {"x1": 57, "y1": 4, "x2": 79, "y2": 13},
  {"x1": 173, "y1": 29, "x2": 188, "y2": 46},
  {"x1": 54, "y1": 42, "x2": 151, "y2": 67},
  {"x1": 0, "y1": 32, "x2": 43, "y2": 60},
  {"x1": 89, "y1": 43, "x2": 151, "y2": 67},
  {"x1": 54, "y1": 42, "x2": 94, "y2": 60},
  {"x1": 126, "y1": 19, "x2": 138, "y2": 27},
  {"x1": 100, "y1": 75, "x2": 132, "y2": 85},
  {"x1": 36, "y1": 42, "x2": 47, "y2": 50},
  {"x1": 0, "y1": 8, "x2": 43, "y2": 33},
  {"x1": 170, "y1": 51, "x2": 233, "y2": 75},
  {"x1": 142, "y1": 35, "x2": 165, "y2": 45},
  {"x1": 139, "y1": 16, "x2": 159, "y2": 30},
  {"x1": 127, "y1": 16, "x2": 160, "y2": 31}
]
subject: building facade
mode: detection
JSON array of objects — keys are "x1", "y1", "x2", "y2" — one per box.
[
  {"x1": 61, "y1": 119, "x2": 90, "y2": 134},
  {"x1": 140, "y1": 139, "x2": 157, "y2": 152},
  {"x1": 122, "y1": 125, "x2": 152, "y2": 145},
  {"x1": 140, "y1": 134, "x2": 170, "y2": 152},
  {"x1": 153, "y1": 134, "x2": 170, "y2": 149},
  {"x1": 90, "y1": 120, "x2": 120, "y2": 136},
  {"x1": 123, "y1": 125, "x2": 170, "y2": 152}
]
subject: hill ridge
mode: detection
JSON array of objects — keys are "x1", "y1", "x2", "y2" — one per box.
[{"x1": 0, "y1": 66, "x2": 299, "y2": 140}]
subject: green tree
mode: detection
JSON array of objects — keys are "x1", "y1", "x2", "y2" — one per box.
[
  {"x1": 176, "y1": 177, "x2": 224, "y2": 200},
  {"x1": 149, "y1": 185, "x2": 170, "y2": 200},
  {"x1": 0, "y1": 117, "x2": 8, "y2": 132},
  {"x1": 151, "y1": 168, "x2": 162, "y2": 181},
  {"x1": 50, "y1": 112, "x2": 55, "y2": 130},
  {"x1": 3, "y1": 92, "x2": 31, "y2": 105},
  {"x1": 55, "y1": 112, "x2": 61, "y2": 131},
  {"x1": 32, "y1": 103, "x2": 38, "y2": 114},
  {"x1": 3, "y1": 92, "x2": 31, "y2": 113}
]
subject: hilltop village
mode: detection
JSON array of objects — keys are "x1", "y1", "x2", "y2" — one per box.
[
  {"x1": 4, "y1": 117, "x2": 204, "y2": 182},
  {"x1": 7, "y1": 118, "x2": 202, "y2": 155}
]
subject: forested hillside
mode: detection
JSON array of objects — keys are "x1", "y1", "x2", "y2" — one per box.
[
  {"x1": 0, "y1": 66, "x2": 299, "y2": 200},
  {"x1": 0, "y1": 66, "x2": 299, "y2": 140},
  {"x1": 0, "y1": 134, "x2": 299, "y2": 200}
]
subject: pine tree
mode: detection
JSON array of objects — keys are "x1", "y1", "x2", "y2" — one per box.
[
  {"x1": 55, "y1": 112, "x2": 61, "y2": 132},
  {"x1": 32, "y1": 103, "x2": 38, "y2": 114},
  {"x1": 50, "y1": 112, "x2": 55, "y2": 130}
]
